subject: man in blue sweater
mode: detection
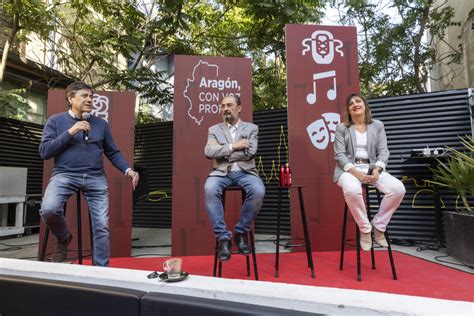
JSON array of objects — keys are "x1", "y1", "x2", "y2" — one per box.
[{"x1": 39, "y1": 81, "x2": 139, "y2": 266}]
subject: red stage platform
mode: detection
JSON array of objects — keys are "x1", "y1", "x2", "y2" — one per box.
[{"x1": 84, "y1": 250, "x2": 473, "y2": 303}]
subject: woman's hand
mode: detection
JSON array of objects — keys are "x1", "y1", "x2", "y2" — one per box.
[
  {"x1": 367, "y1": 169, "x2": 380, "y2": 184},
  {"x1": 350, "y1": 168, "x2": 371, "y2": 184}
]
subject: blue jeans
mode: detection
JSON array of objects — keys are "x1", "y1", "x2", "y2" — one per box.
[
  {"x1": 40, "y1": 172, "x2": 110, "y2": 266},
  {"x1": 204, "y1": 171, "x2": 265, "y2": 241}
]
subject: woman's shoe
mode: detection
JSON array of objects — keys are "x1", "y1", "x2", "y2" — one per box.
[{"x1": 360, "y1": 232, "x2": 372, "y2": 251}]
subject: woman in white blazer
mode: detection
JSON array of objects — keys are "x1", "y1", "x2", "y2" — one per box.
[{"x1": 334, "y1": 93, "x2": 405, "y2": 251}]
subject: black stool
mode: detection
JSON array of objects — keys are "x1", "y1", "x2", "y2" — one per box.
[
  {"x1": 39, "y1": 191, "x2": 93, "y2": 264},
  {"x1": 212, "y1": 187, "x2": 259, "y2": 280},
  {"x1": 339, "y1": 184, "x2": 397, "y2": 281},
  {"x1": 275, "y1": 185, "x2": 315, "y2": 278}
]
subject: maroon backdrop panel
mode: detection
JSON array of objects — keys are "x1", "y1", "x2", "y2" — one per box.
[
  {"x1": 38, "y1": 90, "x2": 135, "y2": 259},
  {"x1": 172, "y1": 55, "x2": 252, "y2": 256},
  {"x1": 286, "y1": 24, "x2": 359, "y2": 251}
]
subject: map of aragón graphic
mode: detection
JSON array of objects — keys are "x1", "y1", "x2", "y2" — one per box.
[{"x1": 184, "y1": 60, "x2": 241, "y2": 126}]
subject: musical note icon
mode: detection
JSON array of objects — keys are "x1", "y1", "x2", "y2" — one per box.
[{"x1": 306, "y1": 70, "x2": 337, "y2": 105}]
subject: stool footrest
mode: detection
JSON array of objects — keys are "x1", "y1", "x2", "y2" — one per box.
[
  {"x1": 273, "y1": 237, "x2": 306, "y2": 242},
  {"x1": 275, "y1": 242, "x2": 309, "y2": 247},
  {"x1": 274, "y1": 237, "x2": 310, "y2": 248}
]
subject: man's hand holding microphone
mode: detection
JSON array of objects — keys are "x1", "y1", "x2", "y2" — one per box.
[{"x1": 68, "y1": 112, "x2": 91, "y2": 144}]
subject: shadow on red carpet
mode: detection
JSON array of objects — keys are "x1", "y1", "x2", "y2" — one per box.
[{"x1": 81, "y1": 250, "x2": 474, "y2": 302}]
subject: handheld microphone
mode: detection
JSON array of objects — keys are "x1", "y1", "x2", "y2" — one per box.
[
  {"x1": 82, "y1": 112, "x2": 91, "y2": 144},
  {"x1": 241, "y1": 133, "x2": 248, "y2": 156}
]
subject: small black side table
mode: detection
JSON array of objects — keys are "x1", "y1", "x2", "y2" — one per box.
[{"x1": 274, "y1": 185, "x2": 315, "y2": 278}]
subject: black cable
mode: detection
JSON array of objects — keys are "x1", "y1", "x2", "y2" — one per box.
[
  {"x1": 434, "y1": 254, "x2": 473, "y2": 268},
  {"x1": 390, "y1": 239, "x2": 471, "y2": 270},
  {"x1": 255, "y1": 238, "x2": 282, "y2": 243},
  {"x1": 132, "y1": 244, "x2": 171, "y2": 248},
  {"x1": 0, "y1": 246, "x2": 22, "y2": 251},
  {"x1": 0, "y1": 241, "x2": 39, "y2": 247},
  {"x1": 132, "y1": 253, "x2": 169, "y2": 257},
  {"x1": 390, "y1": 238, "x2": 445, "y2": 252},
  {"x1": 18, "y1": 256, "x2": 42, "y2": 260}
]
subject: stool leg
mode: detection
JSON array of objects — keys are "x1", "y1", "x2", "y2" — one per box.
[
  {"x1": 213, "y1": 239, "x2": 218, "y2": 277},
  {"x1": 39, "y1": 227, "x2": 50, "y2": 261},
  {"x1": 298, "y1": 187, "x2": 315, "y2": 278},
  {"x1": 241, "y1": 190, "x2": 251, "y2": 277},
  {"x1": 356, "y1": 227, "x2": 361, "y2": 282},
  {"x1": 246, "y1": 256, "x2": 250, "y2": 276},
  {"x1": 274, "y1": 188, "x2": 282, "y2": 277},
  {"x1": 375, "y1": 189, "x2": 397, "y2": 280},
  {"x1": 217, "y1": 189, "x2": 227, "y2": 279},
  {"x1": 250, "y1": 230, "x2": 259, "y2": 280},
  {"x1": 339, "y1": 203, "x2": 348, "y2": 271},
  {"x1": 365, "y1": 187, "x2": 376, "y2": 270},
  {"x1": 88, "y1": 206, "x2": 94, "y2": 259},
  {"x1": 39, "y1": 202, "x2": 68, "y2": 261},
  {"x1": 77, "y1": 191, "x2": 83, "y2": 265},
  {"x1": 385, "y1": 229, "x2": 398, "y2": 280}
]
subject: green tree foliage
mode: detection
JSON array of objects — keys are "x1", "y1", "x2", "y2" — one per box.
[
  {"x1": 1, "y1": 0, "x2": 56, "y2": 83},
  {"x1": 335, "y1": 0, "x2": 461, "y2": 98},
  {"x1": 2, "y1": 0, "x2": 461, "y2": 119},
  {"x1": 0, "y1": 0, "x2": 57, "y2": 118},
  {"x1": 0, "y1": 88, "x2": 29, "y2": 119},
  {"x1": 2, "y1": 0, "x2": 324, "y2": 120},
  {"x1": 156, "y1": 0, "x2": 324, "y2": 110}
]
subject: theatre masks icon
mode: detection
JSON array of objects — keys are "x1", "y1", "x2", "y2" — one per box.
[
  {"x1": 302, "y1": 30, "x2": 344, "y2": 65},
  {"x1": 307, "y1": 112, "x2": 341, "y2": 150},
  {"x1": 306, "y1": 118, "x2": 329, "y2": 150},
  {"x1": 321, "y1": 112, "x2": 340, "y2": 142}
]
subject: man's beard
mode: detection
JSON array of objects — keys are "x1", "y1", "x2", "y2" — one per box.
[{"x1": 224, "y1": 113, "x2": 233, "y2": 123}]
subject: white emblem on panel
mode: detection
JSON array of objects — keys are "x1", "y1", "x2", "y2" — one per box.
[
  {"x1": 306, "y1": 112, "x2": 340, "y2": 150},
  {"x1": 306, "y1": 70, "x2": 337, "y2": 105},
  {"x1": 321, "y1": 112, "x2": 340, "y2": 142},
  {"x1": 93, "y1": 94, "x2": 109, "y2": 122},
  {"x1": 302, "y1": 30, "x2": 344, "y2": 106},
  {"x1": 302, "y1": 30, "x2": 344, "y2": 64}
]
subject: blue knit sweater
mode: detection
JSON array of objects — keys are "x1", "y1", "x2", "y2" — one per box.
[{"x1": 39, "y1": 112, "x2": 129, "y2": 175}]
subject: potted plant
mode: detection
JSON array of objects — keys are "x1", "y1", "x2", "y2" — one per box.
[{"x1": 430, "y1": 135, "x2": 474, "y2": 268}]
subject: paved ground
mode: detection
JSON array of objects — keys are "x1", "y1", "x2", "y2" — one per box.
[{"x1": 0, "y1": 227, "x2": 472, "y2": 273}]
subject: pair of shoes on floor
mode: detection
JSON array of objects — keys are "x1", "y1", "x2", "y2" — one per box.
[
  {"x1": 51, "y1": 233, "x2": 73, "y2": 263},
  {"x1": 218, "y1": 233, "x2": 251, "y2": 262},
  {"x1": 360, "y1": 224, "x2": 389, "y2": 251}
]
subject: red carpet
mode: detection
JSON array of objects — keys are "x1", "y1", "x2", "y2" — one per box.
[{"x1": 86, "y1": 251, "x2": 474, "y2": 302}]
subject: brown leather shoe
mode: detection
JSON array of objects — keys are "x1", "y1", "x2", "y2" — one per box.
[{"x1": 51, "y1": 234, "x2": 72, "y2": 263}]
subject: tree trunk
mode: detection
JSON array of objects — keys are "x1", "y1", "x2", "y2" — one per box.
[
  {"x1": 0, "y1": 10, "x2": 20, "y2": 85},
  {"x1": 413, "y1": 0, "x2": 432, "y2": 93}
]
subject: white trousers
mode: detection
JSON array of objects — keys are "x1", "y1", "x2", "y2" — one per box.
[{"x1": 337, "y1": 166, "x2": 406, "y2": 233}]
